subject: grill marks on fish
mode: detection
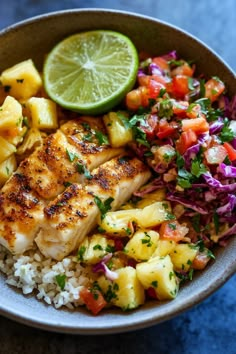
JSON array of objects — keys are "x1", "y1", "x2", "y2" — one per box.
[
  {"x1": 35, "y1": 155, "x2": 151, "y2": 260},
  {"x1": 0, "y1": 117, "x2": 123, "y2": 254}
]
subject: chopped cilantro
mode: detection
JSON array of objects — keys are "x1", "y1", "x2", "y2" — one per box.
[
  {"x1": 176, "y1": 152, "x2": 185, "y2": 169},
  {"x1": 77, "y1": 246, "x2": 86, "y2": 261},
  {"x1": 76, "y1": 163, "x2": 92, "y2": 179},
  {"x1": 95, "y1": 131, "x2": 109, "y2": 145},
  {"x1": 94, "y1": 196, "x2": 114, "y2": 220},
  {"x1": 105, "y1": 245, "x2": 115, "y2": 253},
  {"x1": 93, "y1": 244, "x2": 103, "y2": 251},
  {"x1": 168, "y1": 223, "x2": 177, "y2": 230},
  {"x1": 117, "y1": 111, "x2": 131, "y2": 129},
  {"x1": 219, "y1": 124, "x2": 234, "y2": 143},
  {"x1": 83, "y1": 133, "x2": 93, "y2": 142},
  {"x1": 151, "y1": 280, "x2": 158, "y2": 288},
  {"x1": 191, "y1": 159, "x2": 207, "y2": 178},
  {"x1": 66, "y1": 149, "x2": 78, "y2": 162},
  {"x1": 81, "y1": 122, "x2": 91, "y2": 131},
  {"x1": 158, "y1": 98, "x2": 173, "y2": 118},
  {"x1": 63, "y1": 181, "x2": 72, "y2": 188},
  {"x1": 158, "y1": 88, "x2": 166, "y2": 98},
  {"x1": 55, "y1": 274, "x2": 66, "y2": 290},
  {"x1": 187, "y1": 77, "x2": 195, "y2": 91}
]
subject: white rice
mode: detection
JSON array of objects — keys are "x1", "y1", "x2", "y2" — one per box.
[{"x1": 0, "y1": 244, "x2": 93, "y2": 309}]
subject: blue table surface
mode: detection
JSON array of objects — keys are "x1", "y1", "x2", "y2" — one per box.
[{"x1": 0, "y1": 1, "x2": 235, "y2": 353}]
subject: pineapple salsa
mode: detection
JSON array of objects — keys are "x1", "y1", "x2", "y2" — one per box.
[{"x1": 0, "y1": 49, "x2": 236, "y2": 316}]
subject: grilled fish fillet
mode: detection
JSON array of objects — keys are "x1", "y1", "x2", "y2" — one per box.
[
  {"x1": 0, "y1": 173, "x2": 45, "y2": 254},
  {"x1": 0, "y1": 117, "x2": 123, "y2": 254},
  {"x1": 19, "y1": 117, "x2": 123, "y2": 200},
  {"x1": 35, "y1": 155, "x2": 151, "y2": 260}
]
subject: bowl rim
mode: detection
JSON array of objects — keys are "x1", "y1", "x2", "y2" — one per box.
[{"x1": 0, "y1": 8, "x2": 235, "y2": 335}]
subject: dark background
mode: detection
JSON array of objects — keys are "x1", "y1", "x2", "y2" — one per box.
[{"x1": 0, "y1": 1, "x2": 235, "y2": 353}]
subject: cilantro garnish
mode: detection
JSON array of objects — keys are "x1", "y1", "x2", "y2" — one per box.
[
  {"x1": 190, "y1": 159, "x2": 207, "y2": 178},
  {"x1": 151, "y1": 280, "x2": 158, "y2": 288},
  {"x1": 158, "y1": 98, "x2": 173, "y2": 118},
  {"x1": 77, "y1": 246, "x2": 86, "y2": 261},
  {"x1": 95, "y1": 131, "x2": 109, "y2": 145},
  {"x1": 76, "y1": 163, "x2": 92, "y2": 179},
  {"x1": 187, "y1": 77, "x2": 195, "y2": 91},
  {"x1": 94, "y1": 196, "x2": 114, "y2": 220},
  {"x1": 219, "y1": 123, "x2": 234, "y2": 143},
  {"x1": 55, "y1": 274, "x2": 66, "y2": 290},
  {"x1": 66, "y1": 149, "x2": 78, "y2": 162}
]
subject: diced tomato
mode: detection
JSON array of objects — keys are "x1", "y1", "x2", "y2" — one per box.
[
  {"x1": 159, "y1": 220, "x2": 188, "y2": 242},
  {"x1": 140, "y1": 114, "x2": 158, "y2": 140},
  {"x1": 156, "y1": 118, "x2": 178, "y2": 139},
  {"x1": 80, "y1": 287, "x2": 107, "y2": 315},
  {"x1": 204, "y1": 77, "x2": 225, "y2": 102},
  {"x1": 152, "y1": 56, "x2": 170, "y2": 72},
  {"x1": 172, "y1": 100, "x2": 189, "y2": 117},
  {"x1": 138, "y1": 74, "x2": 167, "y2": 87},
  {"x1": 170, "y1": 75, "x2": 190, "y2": 99},
  {"x1": 186, "y1": 103, "x2": 201, "y2": 118},
  {"x1": 148, "y1": 80, "x2": 166, "y2": 99},
  {"x1": 223, "y1": 142, "x2": 236, "y2": 161},
  {"x1": 176, "y1": 129, "x2": 198, "y2": 154},
  {"x1": 192, "y1": 251, "x2": 211, "y2": 270},
  {"x1": 171, "y1": 61, "x2": 195, "y2": 77},
  {"x1": 181, "y1": 117, "x2": 209, "y2": 135},
  {"x1": 204, "y1": 145, "x2": 228, "y2": 164}
]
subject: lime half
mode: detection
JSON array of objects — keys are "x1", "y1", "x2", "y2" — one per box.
[{"x1": 43, "y1": 30, "x2": 139, "y2": 115}]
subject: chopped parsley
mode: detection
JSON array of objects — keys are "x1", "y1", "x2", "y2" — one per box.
[
  {"x1": 141, "y1": 232, "x2": 153, "y2": 247},
  {"x1": 66, "y1": 149, "x2": 78, "y2": 162},
  {"x1": 76, "y1": 163, "x2": 92, "y2": 179},
  {"x1": 190, "y1": 159, "x2": 207, "y2": 178},
  {"x1": 94, "y1": 196, "x2": 114, "y2": 220},
  {"x1": 151, "y1": 280, "x2": 158, "y2": 288},
  {"x1": 95, "y1": 130, "x2": 109, "y2": 145},
  {"x1": 158, "y1": 98, "x2": 173, "y2": 118},
  {"x1": 219, "y1": 123, "x2": 234, "y2": 143},
  {"x1": 55, "y1": 274, "x2": 66, "y2": 290},
  {"x1": 93, "y1": 244, "x2": 103, "y2": 251},
  {"x1": 77, "y1": 246, "x2": 86, "y2": 261}
]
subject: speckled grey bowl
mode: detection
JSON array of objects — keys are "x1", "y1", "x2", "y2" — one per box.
[{"x1": 0, "y1": 9, "x2": 235, "y2": 335}]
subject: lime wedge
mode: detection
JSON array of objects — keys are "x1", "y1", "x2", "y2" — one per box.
[{"x1": 43, "y1": 30, "x2": 139, "y2": 115}]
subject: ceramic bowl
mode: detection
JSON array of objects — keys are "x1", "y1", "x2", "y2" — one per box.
[{"x1": 0, "y1": 9, "x2": 235, "y2": 335}]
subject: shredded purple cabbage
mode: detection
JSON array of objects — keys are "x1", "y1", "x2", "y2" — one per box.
[
  {"x1": 203, "y1": 171, "x2": 236, "y2": 192},
  {"x1": 218, "y1": 163, "x2": 236, "y2": 178},
  {"x1": 166, "y1": 193, "x2": 208, "y2": 214},
  {"x1": 209, "y1": 119, "x2": 224, "y2": 134},
  {"x1": 92, "y1": 253, "x2": 118, "y2": 281}
]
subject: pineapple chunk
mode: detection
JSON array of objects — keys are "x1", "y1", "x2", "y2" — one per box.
[
  {"x1": 103, "y1": 112, "x2": 133, "y2": 147},
  {"x1": 170, "y1": 243, "x2": 198, "y2": 271},
  {"x1": 0, "y1": 154, "x2": 17, "y2": 186},
  {"x1": 27, "y1": 97, "x2": 58, "y2": 130},
  {"x1": 138, "y1": 201, "x2": 172, "y2": 228},
  {"x1": 99, "y1": 209, "x2": 139, "y2": 237},
  {"x1": 0, "y1": 59, "x2": 42, "y2": 100},
  {"x1": 113, "y1": 267, "x2": 145, "y2": 310},
  {"x1": 78, "y1": 234, "x2": 115, "y2": 265},
  {"x1": 0, "y1": 96, "x2": 22, "y2": 130},
  {"x1": 0, "y1": 136, "x2": 16, "y2": 163},
  {"x1": 136, "y1": 255, "x2": 178, "y2": 300},
  {"x1": 136, "y1": 188, "x2": 166, "y2": 209},
  {"x1": 124, "y1": 230, "x2": 159, "y2": 261},
  {"x1": 98, "y1": 267, "x2": 145, "y2": 310},
  {"x1": 152, "y1": 239, "x2": 176, "y2": 258}
]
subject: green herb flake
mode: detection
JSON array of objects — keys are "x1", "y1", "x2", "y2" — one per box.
[
  {"x1": 219, "y1": 124, "x2": 234, "y2": 143},
  {"x1": 105, "y1": 245, "x2": 115, "y2": 253},
  {"x1": 63, "y1": 181, "x2": 72, "y2": 188},
  {"x1": 191, "y1": 159, "x2": 207, "y2": 178},
  {"x1": 83, "y1": 133, "x2": 93, "y2": 142},
  {"x1": 151, "y1": 280, "x2": 158, "y2": 288},
  {"x1": 169, "y1": 271, "x2": 174, "y2": 280},
  {"x1": 168, "y1": 223, "x2": 177, "y2": 230},
  {"x1": 93, "y1": 244, "x2": 103, "y2": 251},
  {"x1": 187, "y1": 77, "x2": 195, "y2": 91},
  {"x1": 94, "y1": 196, "x2": 114, "y2": 220},
  {"x1": 4, "y1": 85, "x2": 11, "y2": 92},
  {"x1": 77, "y1": 246, "x2": 86, "y2": 261},
  {"x1": 95, "y1": 130, "x2": 109, "y2": 145},
  {"x1": 76, "y1": 163, "x2": 92, "y2": 179},
  {"x1": 55, "y1": 274, "x2": 66, "y2": 290},
  {"x1": 66, "y1": 149, "x2": 78, "y2": 162},
  {"x1": 16, "y1": 78, "x2": 24, "y2": 83}
]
